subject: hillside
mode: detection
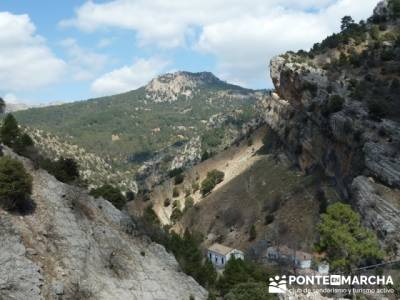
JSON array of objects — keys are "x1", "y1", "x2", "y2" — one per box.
[
  {"x1": 14, "y1": 71, "x2": 265, "y2": 191},
  {"x1": 0, "y1": 147, "x2": 207, "y2": 300},
  {"x1": 263, "y1": 0, "x2": 400, "y2": 256},
  {"x1": 131, "y1": 0, "x2": 400, "y2": 269}
]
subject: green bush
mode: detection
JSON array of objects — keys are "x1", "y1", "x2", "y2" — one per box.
[
  {"x1": 90, "y1": 184, "x2": 127, "y2": 210},
  {"x1": 367, "y1": 99, "x2": 389, "y2": 120},
  {"x1": 0, "y1": 156, "x2": 33, "y2": 212},
  {"x1": 389, "y1": 0, "x2": 400, "y2": 18},
  {"x1": 326, "y1": 95, "x2": 344, "y2": 114},
  {"x1": 316, "y1": 203, "x2": 384, "y2": 272},
  {"x1": 185, "y1": 196, "x2": 194, "y2": 211},
  {"x1": 192, "y1": 181, "x2": 200, "y2": 192},
  {"x1": 200, "y1": 169, "x2": 225, "y2": 196},
  {"x1": 172, "y1": 187, "x2": 180, "y2": 197},
  {"x1": 143, "y1": 205, "x2": 160, "y2": 225},
  {"x1": 170, "y1": 208, "x2": 183, "y2": 223},
  {"x1": 249, "y1": 225, "x2": 257, "y2": 241},
  {"x1": 225, "y1": 282, "x2": 273, "y2": 300},
  {"x1": 41, "y1": 157, "x2": 80, "y2": 183},
  {"x1": 164, "y1": 198, "x2": 171, "y2": 207},
  {"x1": 13, "y1": 133, "x2": 34, "y2": 156},
  {"x1": 174, "y1": 173, "x2": 184, "y2": 185},
  {"x1": 217, "y1": 257, "x2": 270, "y2": 295},
  {"x1": 0, "y1": 114, "x2": 19, "y2": 147},
  {"x1": 264, "y1": 214, "x2": 274, "y2": 225},
  {"x1": 126, "y1": 190, "x2": 135, "y2": 201}
]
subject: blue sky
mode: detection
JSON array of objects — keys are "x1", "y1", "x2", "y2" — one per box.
[{"x1": 0, "y1": 0, "x2": 379, "y2": 104}]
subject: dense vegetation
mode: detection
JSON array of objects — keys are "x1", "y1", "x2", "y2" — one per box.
[
  {"x1": 90, "y1": 184, "x2": 127, "y2": 210},
  {"x1": 200, "y1": 169, "x2": 225, "y2": 196},
  {"x1": 0, "y1": 114, "x2": 80, "y2": 184},
  {"x1": 0, "y1": 156, "x2": 33, "y2": 213},
  {"x1": 13, "y1": 79, "x2": 260, "y2": 172},
  {"x1": 316, "y1": 203, "x2": 384, "y2": 272}
]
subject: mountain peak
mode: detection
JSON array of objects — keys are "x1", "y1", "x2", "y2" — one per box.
[{"x1": 145, "y1": 71, "x2": 224, "y2": 103}]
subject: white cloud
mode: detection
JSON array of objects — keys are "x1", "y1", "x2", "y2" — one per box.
[
  {"x1": 91, "y1": 57, "x2": 169, "y2": 96},
  {"x1": 0, "y1": 12, "x2": 66, "y2": 91},
  {"x1": 61, "y1": 38, "x2": 108, "y2": 81},
  {"x1": 97, "y1": 37, "x2": 113, "y2": 48},
  {"x1": 197, "y1": 0, "x2": 379, "y2": 86},
  {"x1": 62, "y1": 0, "x2": 380, "y2": 87}
]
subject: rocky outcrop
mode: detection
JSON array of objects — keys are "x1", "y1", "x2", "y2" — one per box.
[
  {"x1": 145, "y1": 71, "x2": 223, "y2": 103},
  {"x1": 351, "y1": 176, "x2": 400, "y2": 251},
  {"x1": 0, "y1": 149, "x2": 207, "y2": 300},
  {"x1": 262, "y1": 46, "x2": 400, "y2": 255}
]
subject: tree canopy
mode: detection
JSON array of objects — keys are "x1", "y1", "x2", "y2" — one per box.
[
  {"x1": 0, "y1": 156, "x2": 33, "y2": 212},
  {"x1": 316, "y1": 203, "x2": 384, "y2": 272}
]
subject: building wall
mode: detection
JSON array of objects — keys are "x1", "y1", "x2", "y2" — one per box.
[{"x1": 207, "y1": 251, "x2": 227, "y2": 267}]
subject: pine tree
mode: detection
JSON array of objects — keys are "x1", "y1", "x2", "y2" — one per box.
[{"x1": 0, "y1": 114, "x2": 20, "y2": 146}]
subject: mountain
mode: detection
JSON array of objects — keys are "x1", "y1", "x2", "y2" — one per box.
[
  {"x1": 0, "y1": 147, "x2": 207, "y2": 300},
  {"x1": 137, "y1": 0, "x2": 400, "y2": 264},
  {"x1": 13, "y1": 72, "x2": 266, "y2": 192}
]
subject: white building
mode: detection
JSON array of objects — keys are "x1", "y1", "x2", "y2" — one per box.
[
  {"x1": 207, "y1": 243, "x2": 244, "y2": 268},
  {"x1": 317, "y1": 262, "x2": 330, "y2": 275},
  {"x1": 266, "y1": 246, "x2": 312, "y2": 269}
]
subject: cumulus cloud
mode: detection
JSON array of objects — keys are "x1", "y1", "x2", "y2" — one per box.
[
  {"x1": 91, "y1": 57, "x2": 169, "y2": 96},
  {"x1": 62, "y1": 0, "x2": 380, "y2": 87},
  {"x1": 61, "y1": 38, "x2": 108, "y2": 80},
  {"x1": 0, "y1": 12, "x2": 66, "y2": 91}
]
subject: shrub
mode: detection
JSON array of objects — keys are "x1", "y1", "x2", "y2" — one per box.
[
  {"x1": 168, "y1": 168, "x2": 183, "y2": 178},
  {"x1": 164, "y1": 198, "x2": 171, "y2": 207},
  {"x1": 264, "y1": 214, "x2": 274, "y2": 225},
  {"x1": 0, "y1": 156, "x2": 33, "y2": 213},
  {"x1": 185, "y1": 196, "x2": 194, "y2": 211},
  {"x1": 317, "y1": 203, "x2": 384, "y2": 272},
  {"x1": 41, "y1": 157, "x2": 80, "y2": 183},
  {"x1": 13, "y1": 133, "x2": 34, "y2": 156},
  {"x1": 201, "y1": 150, "x2": 211, "y2": 161},
  {"x1": 172, "y1": 200, "x2": 181, "y2": 209},
  {"x1": 249, "y1": 225, "x2": 257, "y2": 241},
  {"x1": 126, "y1": 190, "x2": 135, "y2": 201},
  {"x1": 143, "y1": 205, "x2": 160, "y2": 225},
  {"x1": 0, "y1": 114, "x2": 20, "y2": 146},
  {"x1": 172, "y1": 187, "x2": 180, "y2": 197},
  {"x1": 90, "y1": 184, "x2": 127, "y2": 210},
  {"x1": 326, "y1": 95, "x2": 344, "y2": 114},
  {"x1": 200, "y1": 169, "x2": 225, "y2": 196},
  {"x1": 170, "y1": 208, "x2": 183, "y2": 223},
  {"x1": 370, "y1": 25, "x2": 380, "y2": 40},
  {"x1": 225, "y1": 282, "x2": 273, "y2": 300},
  {"x1": 192, "y1": 181, "x2": 200, "y2": 192},
  {"x1": 174, "y1": 173, "x2": 184, "y2": 185},
  {"x1": 367, "y1": 99, "x2": 389, "y2": 120}
]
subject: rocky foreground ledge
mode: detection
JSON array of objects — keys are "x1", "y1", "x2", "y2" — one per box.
[{"x1": 0, "y1": 148, "x2": 207, "y2": 300}]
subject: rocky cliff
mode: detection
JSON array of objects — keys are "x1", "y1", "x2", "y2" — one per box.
[
  {"x1": 260, "y1": 0, "x2": 400, "y2": 256},
  {"x1": 0, "y1": 148, "x2": 207, "y2": 300}
]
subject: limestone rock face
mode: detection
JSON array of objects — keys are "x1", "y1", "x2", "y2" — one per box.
[
  {"x1": 145, "y1": 71, "x2": 222, "y2": 103},
  {"x1": 0, "y1": 149, "x2": 207, "y2": 300},
  {"x1": 262, "y1": 51, "x2": 400, "y2": 255},
  {"x1": 352, "y1": 176, "x2": 400, "y2": 251}
]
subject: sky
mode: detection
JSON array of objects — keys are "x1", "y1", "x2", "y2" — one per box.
[{"x1": 0, "y1": 0, "x2": 380, "y2": 104}]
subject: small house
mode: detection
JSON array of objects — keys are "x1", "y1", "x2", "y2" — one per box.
[
  {"x1": 265, "y1": 246, "x2": 312, "y2": 269},
  {"x1": 317, "y1": 262, "x2": 330, "y2": 275},
  {"x1": 207, "y1": 243, "x2": 244, "y2": 268}
]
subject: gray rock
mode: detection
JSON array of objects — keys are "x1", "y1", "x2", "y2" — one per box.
[{"x1": 0, "y1": 148, "x2": 208, "y2": 300}]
